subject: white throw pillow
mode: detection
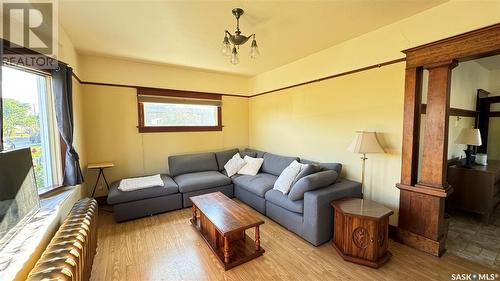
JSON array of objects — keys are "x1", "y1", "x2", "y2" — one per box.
[
  {"x1": 273, "y1": 164, "x2": 302, "y2": 194},
  {"x1": 224, "y1": 153, "x2": 247, "y2": 177},
  {"x1": 289, "y1": 160, "x2": 307, "y2": 170},
  {"x1": 237, "y1": 156, "x2": 264, "y2": 176}
]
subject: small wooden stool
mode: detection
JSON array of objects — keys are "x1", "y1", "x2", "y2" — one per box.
[{"x1": 331, "y1": 198, "x2": 393, "y2": 268}]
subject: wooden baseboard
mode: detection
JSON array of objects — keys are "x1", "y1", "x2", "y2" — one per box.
[{"x1": 392, "y1": 227, "x2": 446, "y2": 257}]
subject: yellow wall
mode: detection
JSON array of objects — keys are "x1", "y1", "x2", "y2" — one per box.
[
  {"x1": 81, "y1": 84, "x2": 248, "y2": 196},
  {"x1": 249, "y1": 62, "x2": 404, "y2": 224},
  {"x1": 489, "y1": 117, "x2": 500, "y2": 160},
  {"x1": 79, "y1": 55, "x2": 251, "y2": 96}
]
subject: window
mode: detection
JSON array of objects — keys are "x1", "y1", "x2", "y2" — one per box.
[
  {"x1": 137, "y1": 88, "x2": 222, "y2": 132},
  {"x1": 1, "y1": 66, "x2": 62, "y2": 193}
]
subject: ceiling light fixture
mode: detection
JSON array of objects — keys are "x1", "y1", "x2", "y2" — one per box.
[{"x1": 221, "y1": 8, "x2": 259, "y2": 65}]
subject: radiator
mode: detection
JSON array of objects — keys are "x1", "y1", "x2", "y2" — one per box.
[{"x1": 26, "y1": 198, "x2": 98, "y2": 281}]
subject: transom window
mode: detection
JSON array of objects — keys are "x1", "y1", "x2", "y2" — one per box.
[
  {"x1": 1, "y1": 65, "x2": 62, "y2": 192},
  {"x1": 137, "y1": 88, "x2": 222, "y2": 133}
]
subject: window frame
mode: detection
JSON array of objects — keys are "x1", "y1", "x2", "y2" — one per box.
[
  {"x1": 136, "y1": 87, "x2": 223, "y2": 133},
  {"x1": 1, "y1": 38, "x2": 69, "y2": 196},
  {"x1": 1, "y1": 64, "x2": 66, "y2": 195}
]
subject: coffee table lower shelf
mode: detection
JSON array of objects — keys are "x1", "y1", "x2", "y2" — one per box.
[{"x1": 190, "y1": 218, "x2": 265, "y2": 270}]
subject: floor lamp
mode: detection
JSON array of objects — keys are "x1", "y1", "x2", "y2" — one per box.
[{"x1": 347, "y1": 131, "x2": 385, "y2": 196}]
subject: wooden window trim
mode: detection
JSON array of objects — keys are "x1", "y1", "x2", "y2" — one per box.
[{"x1": 136, "y1": 87, "x2": 223, "y2": 133}]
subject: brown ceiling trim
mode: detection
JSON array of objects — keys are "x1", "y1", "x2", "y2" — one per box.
[
  {"x1": 71, "y1": 57, "x2": 406, "y2": 99},
  {"x1": 72, "y1": 76, "x2": 248, "y2": 98},
  {"x1": 72, "y1": 72, "x2": 83, "y2": 83},
  {"x1": 249, "y1": 58, "x2": 406, "y2": 98}
]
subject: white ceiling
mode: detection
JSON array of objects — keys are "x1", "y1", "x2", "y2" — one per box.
[{"x1": 60, "y1": 0, "x2": 447, "y2": 76}]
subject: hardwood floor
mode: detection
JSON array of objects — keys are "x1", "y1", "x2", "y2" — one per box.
[{"x1": 90, "y1": 201, "x2": 499, "y2": 281}]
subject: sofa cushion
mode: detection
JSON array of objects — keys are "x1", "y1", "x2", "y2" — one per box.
[
  {"x1": 301, "y1": 159, "x2": 342, "y2": 175},
  {"x1": 261, "y1": 153, "x2": 299, "y2": 176},
  {"x1": 233, "y1": 173, "x2": 278, "y2": 197},
  {"x1": 107, "y1": 174, "x2": 179, "y2": 205},
  {"x1": 244, "y1": 148, "x2": 266, "y2": 158},
  {"x1": 291, "y1": 163, "x2": 321, "y2": 186},
  {"x1": 265, "y1": 189, "x2": 304, "y2": 213},
  {"x1": 168, "y1": 152, "x2": 219, "y2": 177},
  {"x1": 288, "y1": 170, "x2": 339, "y2": 201},
  {"x1": 215, "y1": 148, "x2": 240, "y2": 171},
  {"x1": 240, "y1": 150, "x2": 257, "y2": 158},
  {"x1": 174, "y1": 171, "x2": 231, "y2": 193}
]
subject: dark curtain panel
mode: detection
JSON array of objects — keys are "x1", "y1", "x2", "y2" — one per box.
[
  {"x1": 53, "y1": 63, "x2": 84, "y2": 186},
  {"x1": 0, "y1": 43, "x2": 3, "y2": 152}
]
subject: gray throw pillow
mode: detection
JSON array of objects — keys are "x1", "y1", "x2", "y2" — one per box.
[
  {"x1": 291, "y1": 164, "x2": 321, "y2": 186},
  {"x1": 239, "y1": 150, "x2": 257, "y2": 158},
  {"x1": 288, "y1": 170, "x2": 338, "y2": 201}
]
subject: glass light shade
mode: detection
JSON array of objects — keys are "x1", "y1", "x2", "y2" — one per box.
[
  {"x1": 230, "y1": 47, "x2": 239, "y2": 65},
  {"x1": 250, "y1": 39, "x2": 260, "y2": 59},
  {"x1": 220, "y1": 36, "x2": 231, "y2": 56}
]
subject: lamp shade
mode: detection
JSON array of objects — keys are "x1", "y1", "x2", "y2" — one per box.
[
  {"x1": 455, "y1": 128, "x2": 482, "y2": 146},
  {"x1": 347, "y1": 131, "x2": 385, "y2": 154}
]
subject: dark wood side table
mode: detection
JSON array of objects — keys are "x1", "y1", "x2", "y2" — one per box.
[
  {"x1": 447, "y1": 160, "x2": 500, "y2": 223},
  {"x1": 331, "y1": 198, "x2": 393, "y2": 268}
]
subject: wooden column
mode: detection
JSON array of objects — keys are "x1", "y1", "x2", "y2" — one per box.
[
  {"x1": 395, "y1": 61, "x2": 456, "y2": 257},
  {"x1": 400, "y1": 67, "x2": 422, "y2": 186},
  {"x1": 394, "y1": 23, "x2": 500, "y2": 258},
  {"x1": 418, "y1": 61, "x2": 457, "y2": 188}
]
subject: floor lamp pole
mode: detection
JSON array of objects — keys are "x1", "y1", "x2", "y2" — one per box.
[{"x1": 361, "y1": 153, "x2": 367, "y2": 197}]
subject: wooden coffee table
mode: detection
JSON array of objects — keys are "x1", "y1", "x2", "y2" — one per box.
[{"x1": 190, "y1": 192, "x2": 265, "y2": 270}]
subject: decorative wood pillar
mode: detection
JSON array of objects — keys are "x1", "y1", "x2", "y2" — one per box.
[
  {"x1": 400, "y1": 67, "x2": 422, "y2": 186},
  {"x1": 419, "y1": 61, "x2": 457, "y2": 188},
  {"x1": 396, "y1": 61, "x2": 456, "y2": 257},
  {"x1": 394, "y1": 23, "x2": 500, "y2": 257}
]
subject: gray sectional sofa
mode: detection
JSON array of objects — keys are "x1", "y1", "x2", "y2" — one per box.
[{"x1": 107, "y1": 148, "x2": 362, "y2": 246}]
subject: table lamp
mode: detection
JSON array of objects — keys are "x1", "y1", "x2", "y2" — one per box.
[
  {"x1": 455, "y1": 128, "x2": 482, "y2": 168},
  {"x1": 347, "y1": 131, "x2": 385, "y2": 195}
]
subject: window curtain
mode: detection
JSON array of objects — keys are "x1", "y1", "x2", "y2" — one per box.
[
  {"x1": 53, "y1": 63, "x2": 84, "y2": 186},
  {"x1": 0, "y1": 47, "x2": 3, "y2": 151}
]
